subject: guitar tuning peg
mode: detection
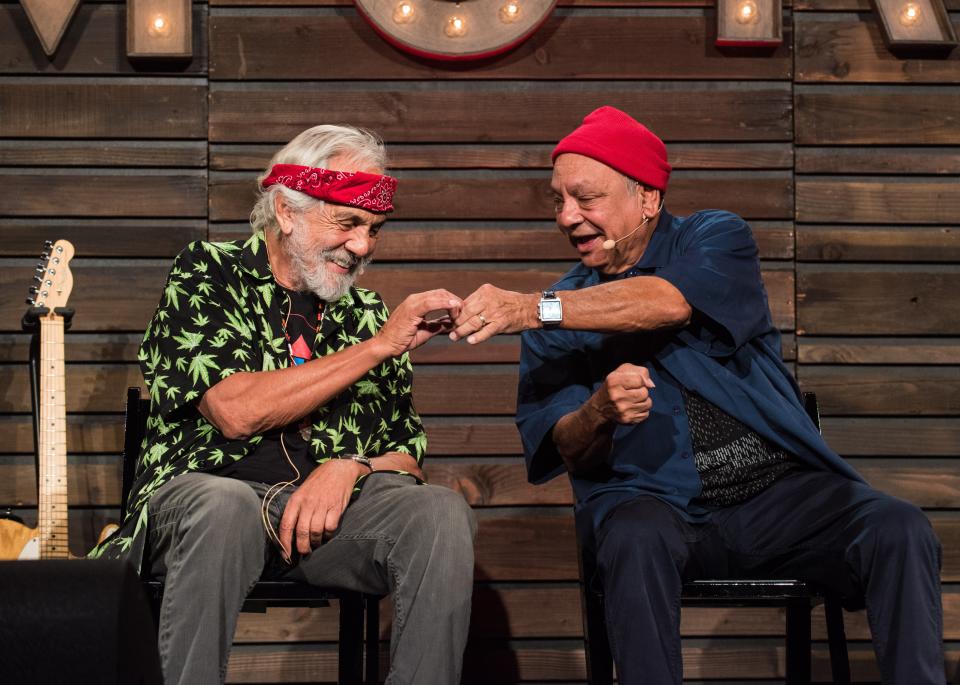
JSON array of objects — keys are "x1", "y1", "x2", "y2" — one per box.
[
  {"x1": 35, "y1": 266, "x2": 45, "y2": 274},
  {"x1": 29, "y1": 286, "x2": 39, "y2": 294},
  {"x1": 33, "y1": 275, "x2": 43, "y2": 283},
  {"x1": 40, "y1": 252, "x2": 50, "y2": 260},
  {"x1": 44, "y1": 240, "x2": 53, "y2": 248},
  {"x1": 25, "y1": 297, "x2": 35, "y2": 306}
]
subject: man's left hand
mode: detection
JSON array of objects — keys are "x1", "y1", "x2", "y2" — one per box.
[
  {"x1": 278, "y1": 458, "x2": 367, "y2": 559},
  {"x1": 450, "y1": 284, "x2": 538, "y2": 345}
]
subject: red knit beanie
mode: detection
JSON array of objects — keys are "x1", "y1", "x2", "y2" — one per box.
[{"x1": 552, "y1": 106, "x2": 671, "y2": 191}]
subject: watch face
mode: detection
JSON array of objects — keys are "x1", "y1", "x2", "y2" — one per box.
[{"x1": 540, "y1": 299, "x2": 562, "y2": 322}]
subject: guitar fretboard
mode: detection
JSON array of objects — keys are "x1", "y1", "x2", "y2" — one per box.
[{"x1": 38, "y1": 316, "x2": 69, "y2": 559}]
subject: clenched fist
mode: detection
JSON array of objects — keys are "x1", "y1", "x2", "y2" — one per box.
[{"x1": 591, "y1": 363, "x2": 655, "y2": 424}]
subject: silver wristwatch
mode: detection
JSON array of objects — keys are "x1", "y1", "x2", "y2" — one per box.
[
  {"x1": 538, "y1": 290, "x2": 563, "y2": 328},
  {"x1": 340, "y1": 454, "x2": 374, "y2": 472}
]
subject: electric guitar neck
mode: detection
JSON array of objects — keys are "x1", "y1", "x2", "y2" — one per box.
[{"x1": 0, "y1": 240, "x2": 74, "y2": 560}]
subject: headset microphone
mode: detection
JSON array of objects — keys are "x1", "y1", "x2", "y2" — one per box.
[{"x1": 601, "y1": 198, "x2": 666, "y2": 250}]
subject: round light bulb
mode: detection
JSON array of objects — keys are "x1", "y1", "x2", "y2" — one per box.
[
  {"x1": 500, "y1": 1, "x2": 521, "y2": 22},
  {"x1": 393, "y1": 1, "x2": 415, "y2": 24},
  {"x1": 444, "y1": 15, "x2": 467, "y2": 37},
  {"x1": 898, "y1": 2, "x2": 922, "y2": 25},
  {"x1": 734, "y1": 0, "x2": 759, "y2": 24},
  {"x1": 148, "y1": 14, "x2": 170, "y2": 36}
]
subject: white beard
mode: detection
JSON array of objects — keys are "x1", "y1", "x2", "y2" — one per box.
[{"x1": 283, "y1": 224, "x2": 371, "y2": 302}]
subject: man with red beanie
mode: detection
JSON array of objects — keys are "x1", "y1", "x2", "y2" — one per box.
[{"x1": 450, "y1": 106, "x2": 945, "y2": 684}]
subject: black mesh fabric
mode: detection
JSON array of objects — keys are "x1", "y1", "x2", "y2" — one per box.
[{"x1": 682, "y1": 388, "x2": 797, "y2": 507}]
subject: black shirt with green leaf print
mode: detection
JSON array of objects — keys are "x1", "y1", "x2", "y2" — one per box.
[{"x1": 89, "y1": 232, "x2": 426, "y2": 570}]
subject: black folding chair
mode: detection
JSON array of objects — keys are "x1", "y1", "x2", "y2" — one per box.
[
  {"x1": 579, "y1": 392, "x2": 852, "y2": 685},
  {"x1": 121, "y1": 387, "x2": 381, "y2": 685}
]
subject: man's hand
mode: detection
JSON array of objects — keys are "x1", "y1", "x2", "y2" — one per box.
[
  {"x1": 375, "y1": 289, "x2": 463, "y2": 358},
  {"x1": 450, "y1": 284, "x2": 539, "y2": 345},
  {"x1": 589, "y1": 363, "x2": 656, "y2": 424},
  {"x1": 278, "y1": 458, "x2": 367, "y2": 559}
]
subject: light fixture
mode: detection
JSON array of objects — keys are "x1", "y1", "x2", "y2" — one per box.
[
  {"x1": 871, "y1": 0, "x2": 958, "y2": 50},
  {"x1": 444, "y1": 14, "x2": 467, "y2": 37},
  {"x1": 355, "y1": 0, "x2": 557, "y2": 61},
  {"x1": 393, "y1": 1, "x2": 415, "y2": 23},
  {"x1": 716, "y1": 0, "x2": 782, "y2": 46},
  {"x1": 18, "y1": 0, "x2": 82, "y2": 56},
  {"x1": 127, "y1": 0, "x2": 192, "y2": 59},
  {"x1": 500, "y1": 1, "x2": 521, "y2": 22}
]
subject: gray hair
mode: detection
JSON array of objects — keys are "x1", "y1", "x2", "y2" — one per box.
[{"x1": 250, "y1": 125, "x2": 388, "y2": 235}]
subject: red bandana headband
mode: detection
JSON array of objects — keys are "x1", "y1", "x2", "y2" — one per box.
[{"x1": 261, "y1": 164, "x2": 398, "y2": 213}]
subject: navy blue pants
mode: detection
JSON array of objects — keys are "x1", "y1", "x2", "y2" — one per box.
[{"x1": 580, "y1": 469, "x2": 944, "y2": 685}]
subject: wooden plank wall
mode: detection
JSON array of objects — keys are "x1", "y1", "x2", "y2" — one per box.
[{"x1": 1, "y1": 0, "x2": 958, "y2": 680}]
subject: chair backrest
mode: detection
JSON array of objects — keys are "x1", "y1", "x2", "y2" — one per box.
[
  {"x1": 120, "y1": 387, "x2": 150, "y2": 521},
  {"x1": 801, "y1": 391, "x2": 821, "y2": 434}
]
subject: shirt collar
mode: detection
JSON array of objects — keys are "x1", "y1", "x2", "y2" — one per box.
[{"x1": 239, "y1": 231, "x2": 274, "y2": 282}]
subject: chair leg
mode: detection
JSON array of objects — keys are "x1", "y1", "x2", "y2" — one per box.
[
  {"x1": 364, "y1": 595, "x2": 380, "y2": 685},
  {"x1": 824, "y1": 596, "x2": 851, "y2": 685},
  {"x1": 582, "y1": 589, "x2": 614, "y2": 685},
  {"x1": 339, "y1": 593, "x2": 364, "y2": 685},
  {"x1": 785, "y1": 599, "x2": 812, "y2": 685}
]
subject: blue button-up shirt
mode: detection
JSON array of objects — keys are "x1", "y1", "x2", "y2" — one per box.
[{"x1": 516, "y1": 209, "x2": 864, "y2": 533}]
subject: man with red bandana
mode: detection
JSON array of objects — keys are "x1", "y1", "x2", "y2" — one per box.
[
  {"x1": 450, "y1": 106, "x2": 945, "y2": 684},
  {"x1": 91, "y1": 125, "x2": 475, "y2": 685}
]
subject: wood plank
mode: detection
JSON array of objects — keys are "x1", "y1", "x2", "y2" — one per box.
[
  {"x1": 222, "y1": 641, "x2": 960, "y2": 683},
  {"x1": 209, "y1": 13, "x2": 791, "y2": 81},
  {"x1": 425, "y1": 462, "x2": 571, "y2": 506},
  {"x1": 796, "y1": 0, "x2": 960, "y2": 10},
  {"x1": 822, "y1": 418, "x2": 960, "y2": 456},
  {"x1": 0, "y1": 4, "x2": 207, "y2": 74},
  {"x1": 795, "y1": 147, "x2": 960, "y2": 175},
  {"x1": 852, "y1": 460, "x2": 960, "y2": 508},
  {"x1": 6, "y1": 456, "x2": 958, "y2": 509},
  {"x1": 0, "y1": 219, "x2": 207, "y2": 257},
  {"x1": 232, "y1": 587, "x2": 960, "y2": 642},
  {"x1": 0, "y1": 141, "x2": 207, "y2": 168},
  {"x1": 209, "y1": 84, "x2": 793, "y2": 143},
  {"x1": 210, "y1": 221, "x2": 795, "y2": 261},
  {"x1": 799, "y1": 338, "x2": 960, "y2": 364},
  {"x1": 0, "y1": 260, "x2": 793, "y2": 332},
  {"x1": 797, "y1": 178, "x2": 960, "y2": 224},
  {"x1": 0, "y1": 260, "x2": 171, "y2": 332},
  {"x1": 0, "y1": 414, "x2": 125, "y2": 455},
  {"x1": 795, "y1": 88, "x2": 960, "y2": 145},
  {"x1": 0, "y1": 460, "x2": 119, "y2": 507},
  {"x1": 0, "y1": 364, "x2": 522, "y2": 415},
  {"x1": 797, "y1": 225, "x2": 960, "y2": 262},
  {"x1": 795, "y1": 14, "x2": 960, "y2": 83},
  {"x1": 1, "y1": 172, "x2": 207, "y2": 218},
  {"x1": 796, "y1": 366, "x2": 960, "y2": 416},
  {"x1": 797, "y1": 265, "x2": 960, "y2": 335},
  {"x1": 210, "y1": 172, "x2": 794, "y2": 221},
  {"x1": 0, "y1": 82, "x2": 206, "y2": 139},
  {"x1": 210, "y1": 142, "x2": 795, "y2": 171}
]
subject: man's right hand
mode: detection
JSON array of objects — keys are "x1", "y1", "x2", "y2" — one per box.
[
  {"x1": 589, "y1": 363, "x2": 656, "y2": 424},
  {"x1": 374, "y1": 289, "x2": 463, "y2": 357}
]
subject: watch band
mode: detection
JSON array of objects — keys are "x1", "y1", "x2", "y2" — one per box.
[{"x1": 340, "y1": 454, "x2": 374, "y2": 472}]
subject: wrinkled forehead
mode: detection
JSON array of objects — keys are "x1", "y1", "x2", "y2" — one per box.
[{"x1": 551, "y1": 153, "x2": 624, "y2": 194}]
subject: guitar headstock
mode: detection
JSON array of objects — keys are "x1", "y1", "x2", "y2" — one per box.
[{"x1": 26, "y1": 239, "x2": 75, "y2": 311}]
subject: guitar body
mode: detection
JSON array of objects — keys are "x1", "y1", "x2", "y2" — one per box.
[{"x1": 0, "y1": 518, "x2": 40, "y2": 560}]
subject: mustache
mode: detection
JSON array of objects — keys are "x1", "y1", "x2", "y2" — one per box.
[{"x1": 321, "y1": 247, "x2": 369, "y2": 273}]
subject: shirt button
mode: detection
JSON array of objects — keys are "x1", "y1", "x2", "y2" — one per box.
[
  {"x1": 673, "y1": 406, "x2": 681, "y2": 415},
  {"x1": 681, "y1": 451, "x2": 689, "y2": 459}
]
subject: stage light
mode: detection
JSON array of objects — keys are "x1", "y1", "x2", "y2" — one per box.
[
  {"x1": 871, "y1": 0, "x2": 957, "y2": 50},
  {"x1": 716, "y1": 0, "x2": 782, "y2": 46},
  {"x1": 127, "y1": 0, "x2": 192, "y2": 59}
]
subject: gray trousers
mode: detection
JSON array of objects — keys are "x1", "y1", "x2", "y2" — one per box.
[{"x1": 147, "y1": 471, "x2": 477, "y2": 685}]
